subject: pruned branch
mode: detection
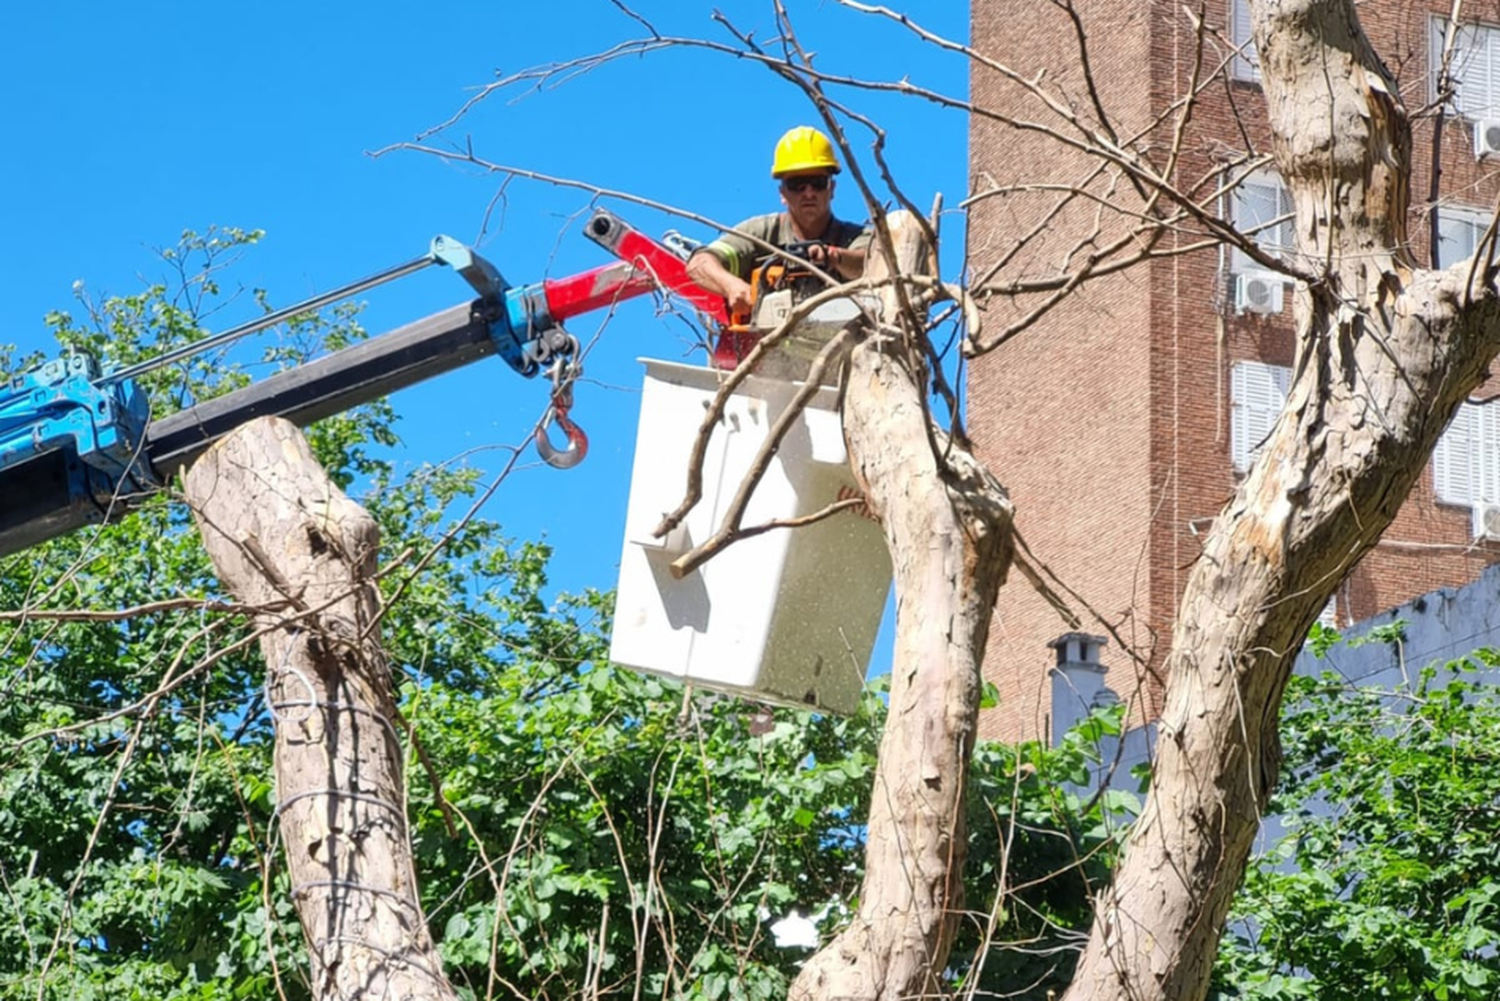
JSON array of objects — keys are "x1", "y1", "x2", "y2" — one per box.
[{"x1": 667, "y1": 327, "x2": 857, "y2": 578}]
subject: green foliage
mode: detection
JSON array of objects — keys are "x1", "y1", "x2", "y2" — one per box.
[
  {"x1": 46, "y1": 228, "x2": 263, "y2": 413},
  {"x1": 409, "y1": 656, "x2": 887, "y2": 1001},
  {"x1": 0, "y1": 228, "x2": 400, "y2": 1000},
  {"x1": 956, "y1": 703, "x2": 1140, "y2": 999},
  {"x1": 1214, "y1": 658, "x2": 1500, "y2": 1000},
  {"x1": 1349, "y1": 617, "x2": 1408, "y2": 649},
  {"x1": 1305, "y1": 621, "x2": 1342, "y2": 659}
]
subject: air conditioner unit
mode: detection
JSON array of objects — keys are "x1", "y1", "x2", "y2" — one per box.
[
  {"x1": 1473, "y1": 502, "x2": 1500, "y2": 540},
  {"x1": 1475, "y1": 119, "x2": 1500, "y2": 159},
  {"x1": 1234, "y1": 270, "x2": 1284, "y2": 315}
]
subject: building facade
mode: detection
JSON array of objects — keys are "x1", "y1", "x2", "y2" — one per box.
[{"x1": 967, "y1": 0, "x2": 1500, "y2": 740}]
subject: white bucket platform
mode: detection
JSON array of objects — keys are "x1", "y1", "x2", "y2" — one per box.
[{"x1": 609, "y1": 358, "x2": 892, "y2": 715}]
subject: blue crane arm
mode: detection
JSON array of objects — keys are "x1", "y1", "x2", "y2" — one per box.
[{"x1": 0, "y1": 210, "x2": 698, "y2": 558}]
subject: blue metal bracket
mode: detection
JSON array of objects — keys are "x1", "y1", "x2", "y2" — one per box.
[
  {"x1": 429, "y1": 234, "x2": 555, "y2": 378},
  {"x1": 429, "y1": 235, "x2": 504, "y2": 299},
  {"x1": 0, "y1": 353, "x2": 155, "y2": 543},
  {"x1": 0, "y1": 355, "x2": 152, "y2": 482}
]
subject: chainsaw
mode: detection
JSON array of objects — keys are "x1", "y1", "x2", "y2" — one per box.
[{"x1": 717, "y1": 241, "x2": 870, "y2": 371}]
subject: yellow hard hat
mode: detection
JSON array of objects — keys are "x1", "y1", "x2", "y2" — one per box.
[{"x1": 771, "y1": 126, "x2": 841, "y2": 177}]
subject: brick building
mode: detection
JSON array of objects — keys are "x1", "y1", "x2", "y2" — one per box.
[{"x1": 967, "y1": 0, "x2": 1500, "y2": 741}]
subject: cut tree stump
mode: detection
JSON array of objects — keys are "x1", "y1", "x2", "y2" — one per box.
[{"x1": 184, "y1": 416, "x2": 458, "y2": 1001}]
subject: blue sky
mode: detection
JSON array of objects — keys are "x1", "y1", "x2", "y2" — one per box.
[{"x1": 1, "y1": 2, "x2": 969, "y2": 660}]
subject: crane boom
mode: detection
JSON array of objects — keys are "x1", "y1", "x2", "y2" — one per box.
[{"x1": 0, "y1": 209, "x2": 715, "y2": 559}]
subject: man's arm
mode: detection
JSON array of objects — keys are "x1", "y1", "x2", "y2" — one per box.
[
  {"x1": 686, "y1": 249, "x2": 754, "y2": 318},
  {"x1": 807, "y1": 243, "x2": 865, "y2": 279},
  {"x1": 806, "y1": 219, "x2": 869, "y2": 279}
]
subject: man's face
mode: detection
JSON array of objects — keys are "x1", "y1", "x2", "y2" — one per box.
[{"x1": 780, "y1": 171, "x2": 835, "y2": 234}]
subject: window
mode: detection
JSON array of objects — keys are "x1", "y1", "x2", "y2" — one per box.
[
  {"x1": 1231, "y1": 361, "x2": 1290, "y2": 472},
  {"x1": 1231, "y1": 0, "x2": 1260, "y2": 81},
  {"x1": 1432, "y1": 17, "x2": 1500, "y2": 118},
  {"x1": 1435, "y1": 204, "x2": 1496, "y2": 267},
  {"x1": 1230, "y1": 172, "x2": 1295, "y2": 271},
  {"x1": 1433, "y1": 399, "x2": 1500, "y2": 505}
]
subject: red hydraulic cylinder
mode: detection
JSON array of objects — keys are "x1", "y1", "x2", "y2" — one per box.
[
  {"x1": 542, "y1": 261, "x2": 659, "y2": 321},
  {"x1": 582, "y1": 209, "x2": 730, "y2": 327},
  {"x1": 602, "y1": 226, "x2": 729, "y2": 326}
]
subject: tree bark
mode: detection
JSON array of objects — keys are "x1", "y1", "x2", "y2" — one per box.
[
  {"x1": 791, "y1": 213, "x2": 1015, "y2": 999},
  {"x1": 184, "y1": 417, "x2": 458, "y2": 1001},
  {"x1": 1063, "y1": 2, "x2": 1500, "y2": 998}
]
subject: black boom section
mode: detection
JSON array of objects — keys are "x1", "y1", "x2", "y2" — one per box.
[
  {"x1": 0, "y1": 303, "x2": 495, "y2": 559},
  {"x1": 146, "y1": 302, "x2": 491, "y2": 477}
]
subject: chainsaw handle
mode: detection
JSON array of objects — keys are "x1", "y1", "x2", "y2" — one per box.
[{"x1": 780, "y1": 240, "x2": 826, "y2": 263}]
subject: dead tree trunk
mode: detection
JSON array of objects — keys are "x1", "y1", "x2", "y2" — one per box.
[
  {"x1": 791, "y1": 213, "x2": 1014, "y2": 999},
  {"x1": 1063, "y1": 2, "x2": 1500, "y2": 998},
  {"x1": 184, "y1": 417, "x2": 458, "y2": 1001}
]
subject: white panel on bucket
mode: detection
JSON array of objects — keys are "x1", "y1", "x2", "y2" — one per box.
[{"x1": 610, "y1": 358, "x2": 892, "y2": 715}]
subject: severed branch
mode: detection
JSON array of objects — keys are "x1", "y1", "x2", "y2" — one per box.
[
  {"x1": 682, "y1": 497, "x2": 868, "y2": 563},
  {"x1": 1011, "y1": 548, "x2": 1083, "y2": 631},
  {"x1": 650, "y1": 275, "x2": 936, "y2": 540},
  {"x1": 667, "y1": 326, "x2": 857, "y2": 579},
  {"x1": 0, "y1": 595, "x2": 288, "y2": 622}
]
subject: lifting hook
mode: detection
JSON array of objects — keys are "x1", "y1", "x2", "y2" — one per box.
[
  {"x1": 535, "y1": 402, "x2": 588, "y2": 469},
  {"x1": 535, "y1": 362, "x2": 589, "y2": 469}
]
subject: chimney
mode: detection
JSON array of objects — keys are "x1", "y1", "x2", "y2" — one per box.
[{"x1": 1048, "y1": 632, "x2": 1114, "y2": 746}]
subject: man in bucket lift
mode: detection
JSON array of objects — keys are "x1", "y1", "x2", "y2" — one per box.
[{"x1": 686, "y1": 125, "x2": 871, "y2": 319}]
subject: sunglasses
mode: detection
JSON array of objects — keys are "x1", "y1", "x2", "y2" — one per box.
[{"x1": 782, "y1": 175, "x2": 830, "y2": 193}]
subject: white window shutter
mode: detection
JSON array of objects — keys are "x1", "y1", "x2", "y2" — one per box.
[
  {"x1": 1479, "y1": 403, "x2": 1500, "y2": 502},
  {"x1": 1231, "y1": 0, "x2": 1260, "y2": 80},
  {"x1": 1436, "y1": 209, "x2": 1478, "y2": 267},
  {"x1": 1463, "y1": 26, "x2": 1484, "y2": 116},
  {"x1": 1440, "y1": 20, "x2": 1500, "y2": 118},
  {"x1": 1276, "y1": 183, "x2": 1296, "y2": 257},
  {"x1": 1231, "y1": 172, "x2": 1293, "y2": 271},
  {"x1": 1238, "y1": 181, "x2": 1278, "y2": 244},
  {"x1": 1236, "y1": 174, "x2": 1296, "y2": 271},
  {"x1": 1455, "y1": 23, "x2": 1485, "y2": 116},
  {"x1": 1435, "y1": 402, "x2": 1480, "y2": 504},
  {"x1": 1434, "y1": 204, "x2": 1500, "y2": 268},
  {"x1": 1481, "y1": 25, "x2": 1500, "y2": 118},
  {"x1": 1231, "y1": 362, "x2": 1290, "y2": 472}
]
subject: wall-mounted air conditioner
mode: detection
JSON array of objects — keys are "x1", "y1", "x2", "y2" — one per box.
[
  {"x1": 1476, "y1": 119, "x2": 1500, "y2": 159},
  {"x1": 1473, "y1": 502, "x2": 1500, "y2": 541},
  {"x1": 1234, "y1": 270, "x2": 1284, "y2": 315}
]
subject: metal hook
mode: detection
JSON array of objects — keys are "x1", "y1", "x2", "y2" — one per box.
[
  {"x1": 535, "y1": 402, "x2": 589, "y2": 469},
  {"x1": 537, "y1": 339, "x2": 586, "y2": 469}
]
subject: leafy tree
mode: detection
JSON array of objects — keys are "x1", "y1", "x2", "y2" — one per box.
[
  {"x1": 956, "y1": 708, "x2": 1139, "y2": 1000},
  {"x1": 0, "y1": 228, "x2": 399, "y2": 1000},
  {"x1": 1216, "y1": 655, "x2": 1500, "y2": 1000}
]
